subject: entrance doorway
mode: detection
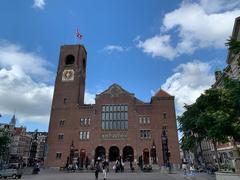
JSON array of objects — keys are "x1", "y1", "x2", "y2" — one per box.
[
  {"x1": 80, "y1": 149, "x2": 86, "y2": 168},
  {"x1": 150, "y1": 147, "x2": 157, "y2": 164},
  {"x1": 109, "y1": 146, "x2": 120, "y2": 161},
  {"x1": 143, "y1": 148, "x2": 149, "y2": 165},
  {"x1": 123, "y1": 146, "x2": 134, "y2": 162},
  {"x1": 95, "y1": 146, "x2": 106, "y2": 160}
]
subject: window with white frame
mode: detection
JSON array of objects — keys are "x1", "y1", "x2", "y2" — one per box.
[
  {"x1": 80, "y1": 117, "x2": 91, "y2": 126},
  {"x1": 140, "y1": 129, "x2": 151, "y2": 139},
  {"x1": 80, "y1": 131, "x2": 90, "y2": 140},
  {"x1": 101, "y1": 104, "x2": 128, "y2": 130},
  {"x1": 139, "y1": 116, "x2": 151, "y2": 124}
]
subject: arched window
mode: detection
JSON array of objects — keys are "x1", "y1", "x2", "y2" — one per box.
[
  {"x1": 65, "y1": 55, "x2": 75, "y2": 65},
  {"x1": 109, "y1": 146, "x2": 120, "y2": 161},
  {"x1": 95, "y1": 146, "x2": 106, "y2": 160},
  {"x1": 123, "y1": 146, "x2": 134, "y2": 162}
]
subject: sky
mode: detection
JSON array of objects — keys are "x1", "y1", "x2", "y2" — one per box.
[{"x1": 0, "y1": 0, "x2": 239, "y2": 132}]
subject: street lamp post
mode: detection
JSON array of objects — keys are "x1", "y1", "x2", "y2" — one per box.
[{"x1": 161, "y1": 129, "x2": 169, "y2": 166}]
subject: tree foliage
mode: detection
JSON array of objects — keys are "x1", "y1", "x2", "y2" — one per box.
[
  {"x1": 0, "y1": 128, "x2": 11, "y2": 159},
  {"x1": 223, "y1": 78, "x2": 240, "y2": 141},
  {"x1": 226, "y1": 38, "x2": 240, "y2": 55},
  {"x1": 178, "y1": 77, "x2": 240, "y2": 158}
]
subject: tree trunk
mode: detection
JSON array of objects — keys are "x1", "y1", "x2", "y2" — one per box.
[
  {"x1": 198, "y1": 141, "x2": 205, "y2": 166},
  {"x1": 212, "y1": 140, "x2": 220, "y2": 170}
]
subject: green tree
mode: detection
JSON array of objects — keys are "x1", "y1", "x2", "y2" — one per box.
[
  {"x1": 178, "y1": 103, "x2": 207, "y2": 164},
  {"x1": 226, "y1": 38, "x2": 240, "y2": 55},
  {"x1": 223, "y1": 78, "x2": 240, "y2": 142},
  {"x1": 226, "y1": 38, "x2": 240, "y2": 67},
  {"x1": 179, "y1": 87, "x2": 236, "y2": 168},
  {"x1": 0, "y1": 128, "x2": 11, "y2": 162}
]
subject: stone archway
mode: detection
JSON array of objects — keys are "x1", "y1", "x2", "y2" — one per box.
[
  {"x1": 95, "y1": 146, "x2": 106, "y2": 160},
  {"x1": 109, "y1": 146, "x2": 120, "y2": 161},
  {"x1": 123, "y1": 146, "x2": 134, "y2": 162}
]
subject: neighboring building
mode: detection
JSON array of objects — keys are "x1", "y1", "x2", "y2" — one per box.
[
  {"x1": 0, "y1": 115, "x2": 48, "y2": 167},
  {"x1": 213, "y1": 16, "x2": 240, "y2": 166},
  {"x1": 28, "y1": 131, "x2": 48, "y2": 165},
  {"x1": 9, "y1": 126, "x2": 32, "y2": 167},
  {"x1": 227, "y1": 16, "x2": 240, "y2": 80},
  {"x1": 212, "y1": 16, "x2": 240, "y2": 89},
  {"x1": 199, "y1": 139, "x2": 215, "y2": 165},
  {"x1": 46, "y1": 44, "x2": 181, "y2": 168}
]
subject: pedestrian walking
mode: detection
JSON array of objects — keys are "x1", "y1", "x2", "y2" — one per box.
[
  {"x1": 102, "y1": 159, "x2": 108, "y2": 180},
  {"x1": 94, "y1": 161, "x2": 101, "y2": 180},
  {"x1": 130, "y1": 160, "x2": 134, "y2": 172},
  {"x1": 190, "y1": 164, "x2": 194, "y2": 175},
  {"x1": 115, "y1": 160, "x2": 119, "y2": 173},
  {"x1": 182, "y1": 162, "x2": 187, "y2": 175}
]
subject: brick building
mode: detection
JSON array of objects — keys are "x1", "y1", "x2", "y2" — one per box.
[{"x1": 46, "y1": 45, "x2": 180, "y2": 168}]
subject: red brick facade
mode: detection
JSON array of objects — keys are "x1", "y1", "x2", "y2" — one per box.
[{"x1": 45, "y1": 45, "x2": 180, "y2": 167}]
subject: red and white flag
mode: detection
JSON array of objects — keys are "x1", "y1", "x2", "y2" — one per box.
[{"x1": 76, "y1": 28, "x2": 83, "y2": 39}]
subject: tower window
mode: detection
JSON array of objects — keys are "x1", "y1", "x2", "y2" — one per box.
[
  {"x1": 56, "y1": 152, "x2": 62, "y2": 159},
  {"x1": 83, "y1": 58, "x2": 86, "y2": 73},
  {"x1": 163, "y1": 112, "x2": 167, "y2": 119},
  {"x1": 58, "y1": 133, "x2": 64, "y2": 140},
  {"x1": 65, "y1": 55, "x2": 75, "y2": 65},
  {"x1": 59, "y1": 119, "x2": 65, "y2": 127}
]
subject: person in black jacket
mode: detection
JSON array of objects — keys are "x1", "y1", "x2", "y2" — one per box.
[
  {"x1": 102, "y1": 159, "x2": 108, "y2": 180},
  {"x1": 94, "y1": 161, "x2": 101, "y2": 180}
]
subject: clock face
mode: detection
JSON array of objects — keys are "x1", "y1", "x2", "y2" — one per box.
[{"x1": 62, "y1": 69, "x2": 74, "y2": 81}]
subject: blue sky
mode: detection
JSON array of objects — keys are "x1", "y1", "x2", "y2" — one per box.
[{"x1": 0, "y1": 0, "x2": 239, "y2": 132}]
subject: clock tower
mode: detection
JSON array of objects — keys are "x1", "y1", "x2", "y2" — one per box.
[{"x1": 52, "y1": 45, "x2": 87, "y2": 108}]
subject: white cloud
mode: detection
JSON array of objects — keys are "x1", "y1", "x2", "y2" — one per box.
[
  {"x1": 137, "y1": 35, "x2": 177, "y2": 60},
  {"x1": 33, "y1": 0, "x2": 45, "y2": 10},
  {"x1": 137, "y1": 1, "x2": 240, "y2": 59},
  {"x1": 103, "y1": 45, "x2": 129, "y2": 54},
  {"x1": 161, "y1": 60, "x2": 214, "y2": 114},
  {"x1": 0, "y1": 64, "x2": 53, "y2": 125},
  {"x1": 0, "y1": 41, "x2": 52, "y2": 81},
  {"x1": 199, "y1": 0, "x2": 240, "y2": 13},
  {"x1": 0, "y1": 41, "x2": 53, "y2": 125},
  {"x1": 84, "y1": 91, "x2": 95, "y2": 104}
]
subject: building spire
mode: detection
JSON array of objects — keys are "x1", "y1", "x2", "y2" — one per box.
[{"x1": 10, "y1": 113, "x2": 16, "y2": 126}]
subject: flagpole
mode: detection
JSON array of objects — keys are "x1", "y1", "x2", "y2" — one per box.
[{"x1": 75, "y1": 28, "x2": 83, "y2": 45}]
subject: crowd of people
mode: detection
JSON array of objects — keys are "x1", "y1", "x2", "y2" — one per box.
[{"x1": 94, "y1": 156, "x2": 135, "y2": 180}]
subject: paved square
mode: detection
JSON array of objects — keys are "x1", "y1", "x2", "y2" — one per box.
[{"x1": 20, "y1": 170, "x2": 216, "y2": 180}]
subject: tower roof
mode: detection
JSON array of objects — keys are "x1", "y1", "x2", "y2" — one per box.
[
  {"x1": 154, "y1": 89, "x2": 172, "y2": 97},
  {"x1": 9, "y1": 114, "x2": 16, "y2": 126}
]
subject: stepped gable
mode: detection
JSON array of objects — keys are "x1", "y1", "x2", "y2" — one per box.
[
  {"x1": 154, "y1": 88, "x2": 172, "y2": 97},
  {"x1": 98, "y1": 83, "x2": 134, "y2": 97}
]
